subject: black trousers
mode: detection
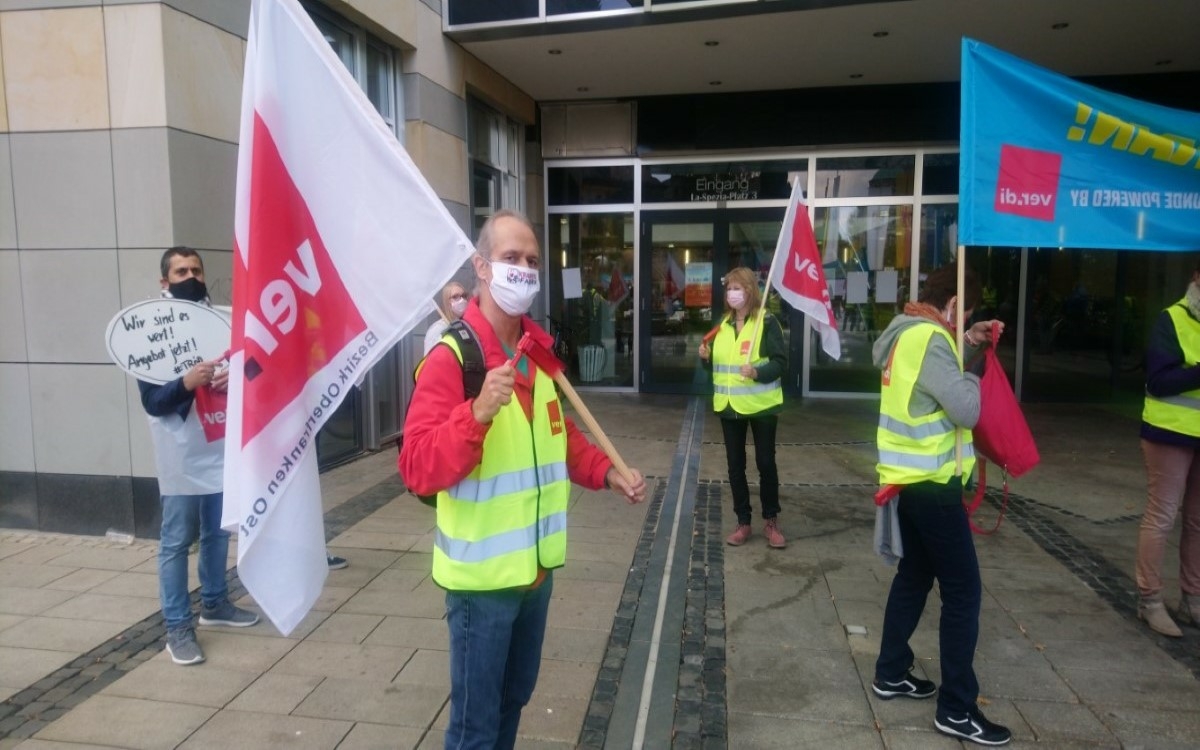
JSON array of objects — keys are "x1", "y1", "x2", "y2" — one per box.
[{"x1": 720, "y1": 415, "x2": 780, "y2": 524}]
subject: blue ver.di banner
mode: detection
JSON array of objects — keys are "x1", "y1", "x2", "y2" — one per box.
[{"x1": 960, "y1": 38, "x2": 1200, "y2": 251}]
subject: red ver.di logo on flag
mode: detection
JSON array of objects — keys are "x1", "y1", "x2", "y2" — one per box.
[
  {"x1": 232, "y1": 115, "x2": 368, "y2": 445},
  {"x1": 994, "y1": 144, "x2": 1062, "y2": 222}
]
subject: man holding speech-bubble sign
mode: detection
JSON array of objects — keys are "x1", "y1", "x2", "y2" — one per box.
[{"x1": 131, "y1": 247, "x2": 260, "y2": 665}]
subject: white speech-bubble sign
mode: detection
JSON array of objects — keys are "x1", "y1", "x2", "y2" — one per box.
[{"x1": 105, "y1": 299, "x2": 232, "y2": 384}]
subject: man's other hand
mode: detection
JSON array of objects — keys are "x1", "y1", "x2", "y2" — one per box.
[
  {"x1": 472, "y1": 364, "x2": 516, "y2": 424},
  {"x1": 607, "y1": 467, "x2": 647, "y2": 504}
]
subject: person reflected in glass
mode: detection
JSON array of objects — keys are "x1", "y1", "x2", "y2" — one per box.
[{"x1": 698, "y1": 267, "x2": 788, "y2": 549}]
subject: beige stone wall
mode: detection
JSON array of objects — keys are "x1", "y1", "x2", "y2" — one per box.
[
  {"x1": 2, "y1": 7, "x2": 110, "y2": 132},
  {"x1": 0, "y1": 3, "x2": 243, "y2": 481},
  {"x1": 0, "y1": 0, "x2": 537, "y2": 486}
]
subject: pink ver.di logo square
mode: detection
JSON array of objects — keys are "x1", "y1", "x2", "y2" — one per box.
[{"x1": 994, "y1": 144, "x2": 1062, "y2": 222}]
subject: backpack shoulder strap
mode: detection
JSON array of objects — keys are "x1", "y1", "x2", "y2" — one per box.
[{"x1": 446, "y1": 319, "x2": 486, "y2": 399}]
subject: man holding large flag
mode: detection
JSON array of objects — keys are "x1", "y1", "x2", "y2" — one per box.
[
  {"x1": 223, "y1": 0, "x2": 474, "y2": 636},
  {"x1": 400, "y1": 210, "x2": 647, "y2": 749}
]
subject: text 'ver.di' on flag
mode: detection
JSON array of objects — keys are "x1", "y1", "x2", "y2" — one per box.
[
  {"x1": 768, "y1": 179, "x2": 841, "y2": 360},
  {"x1": 224, "y1": 0, "x2": 474, "y2": 635}
]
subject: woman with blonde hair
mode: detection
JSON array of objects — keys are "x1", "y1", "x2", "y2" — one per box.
[
  {"x1": 423, "y1": 281, "x2": 470, "y2": 355},
  {"x1": 699, "y1": 266, "x2": 788, "y2": 548}
]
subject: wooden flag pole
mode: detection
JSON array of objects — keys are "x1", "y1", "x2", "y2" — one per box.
[
  {"x1": 510, "y1": 334, "x2": 635, "y2": 486},
  {"x1": 745, "y1": 179, "x2": 799, "y2": 365},
  {"x1": 552, "y1": 371, "x2": 636, "y2": 486},
  {"x1": 955, "y1": 244, "x2": 966, "y2": 476}
]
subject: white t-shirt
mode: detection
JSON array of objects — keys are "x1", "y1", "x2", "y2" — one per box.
[{"x1": 423, "y1": 319, "x2": 450, "y2": 355}]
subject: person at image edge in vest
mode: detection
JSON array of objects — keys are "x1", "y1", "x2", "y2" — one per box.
[
  {"x1": 698, "y1": 267, "x2": 788, "y2": 549},
  {"x1": 871, "y1": 266, "x2": 1012, "y2": 746},
  {"x1": 1135, "y1": 257, "x2": 1200, "y2": 638},
  {"x1": 138, "y1": 247, "x2": 259, "y2": 667},
  {"x1": 399, "y1": 210, "x2": 647, "y2": 750}
]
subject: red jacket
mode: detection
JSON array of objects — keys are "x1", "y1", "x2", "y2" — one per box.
[{"x1": 399, "y1": 299, "x2": 612, "y2": 496}]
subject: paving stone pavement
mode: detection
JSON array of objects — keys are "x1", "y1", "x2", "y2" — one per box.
[{"x1": 1, "y1": 394, "x2": 1199, "y2": 749}]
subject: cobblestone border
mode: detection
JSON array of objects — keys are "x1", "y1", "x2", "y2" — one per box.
[
  {"x1": 0, "y1": 530, "x2": 159, "y2": 553},
  {"x1": 0, "y1": 473, "x2": 409, "y2": 742},
  {"x1": 702, "y1": 478, "x2": 1200, "y2": 679},
  {"x1": 578, "y1": 477, "x2": 667, "y2": 749},
  {"x1": 0, "y1": 575, "x2": 252, "y2": 741},
  {"x1": 990, "y1": 489, "x2": 1200, "y2": 679},
  {"x1": 671, "y1": 480, "x2": 728, "y2": 749}
]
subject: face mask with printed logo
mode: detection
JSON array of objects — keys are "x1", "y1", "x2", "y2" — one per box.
[{"x1": 488, "y1": 261, "x2": 540, "y2": 316}]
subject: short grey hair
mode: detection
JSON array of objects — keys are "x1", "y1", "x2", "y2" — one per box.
[{"x1": 476, "y1": 209, "x2": 536, "y2": 260}]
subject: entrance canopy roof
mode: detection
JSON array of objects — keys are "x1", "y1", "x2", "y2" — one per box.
[{"x1": 447, "y1": 0, "x2": 1200, "y2": 102}]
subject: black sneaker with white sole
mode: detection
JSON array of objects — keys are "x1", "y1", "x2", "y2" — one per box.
[
  {"x1": 934, "y1": 706, "x2": 1012, "y2": 746},
  {"x1": 871, "y1": 670, "x2": 937, "y2": 700}
]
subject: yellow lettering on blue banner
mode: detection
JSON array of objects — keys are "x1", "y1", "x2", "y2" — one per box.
[{"x1": 1066, "y1": 101, "x2": 1199, "y2": 169}]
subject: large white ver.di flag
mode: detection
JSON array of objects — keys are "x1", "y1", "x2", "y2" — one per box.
[
  {"x1": 768, "y1": 179, "x2": 842, "y2": 360},
  {"x1": 224, "y1": 0, "x2": 473, "y2": 634}
]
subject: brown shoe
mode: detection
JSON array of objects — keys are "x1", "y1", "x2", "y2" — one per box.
[
  {"x1": 1138, "y1": 599, "x2": 1182, "y2": 637},
  {"x1": 1177, "y1": 594, "x2": 1200, "y2": 627},
  {"x1": 763, "y1": 518, "x2": 787, "y2": 549},
  {"x1": 726, "y1": 524, "x2": 752, "y2": 546}
]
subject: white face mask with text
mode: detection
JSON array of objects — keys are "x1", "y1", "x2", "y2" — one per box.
[{"x1": 488, "y1": 261, "x2": 540, "y2": 316}]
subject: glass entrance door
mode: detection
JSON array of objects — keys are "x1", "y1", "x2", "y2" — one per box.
[
  {"x1": 640, "y1": 215, "x2": 716, "y2": 394},
  {"x1": 639, "y1": 209, "x2": 791, "y2": 394}
]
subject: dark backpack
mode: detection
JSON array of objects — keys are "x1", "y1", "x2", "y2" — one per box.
[{"x1": 401, "y1": 319, "x2": 486, "y2": 506}]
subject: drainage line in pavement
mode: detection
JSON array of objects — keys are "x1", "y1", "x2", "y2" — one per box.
[
  {"x1": 588, "y1": 397, "x2": 706, "y2": 749},
  {"x1": 631, "y1": 397, "x2": 701, "y2": 749}
]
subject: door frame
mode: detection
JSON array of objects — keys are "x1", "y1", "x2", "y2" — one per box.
[{"x1": 638, "y1": 207, "x2": 799, "y2": 395}]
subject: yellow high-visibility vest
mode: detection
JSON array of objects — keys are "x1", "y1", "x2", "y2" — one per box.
[
  {"x1": 711, "y1": 315, "x2": 783, "y2": 415},
  {"x1": 431, "y1": 336, "x2": 570, "y2": 590},
  {"x1": 877, "y1": 323, "x2": 975, "y2": 485},
  {"x1": 1143, "y1": 300, "x2": 1200, "y2": 438}
]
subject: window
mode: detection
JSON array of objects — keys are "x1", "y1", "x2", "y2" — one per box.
[
  {"x1": 304, "y1": 3, "x2": 406, "y2": 463},
  {"x1": 814, "y1": 155, "x2": 915, "y2": 198},
  {"x1": 641, "y1": 159, "x2": 808, "y2": 203},
  {"x1": 548, "y1": 166, "x2": 635, "y2": 206},
  {"x1": 468, "y1": 98, "x2": 525, "y2": 238},
  {"x1": 306, "y1": 5, "x2": 401, "y2": 136}
]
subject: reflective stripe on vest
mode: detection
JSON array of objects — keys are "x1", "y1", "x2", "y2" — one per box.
[
  {"x1": 1143, "y1": 300, "x2": 1200, "y2": 438},
  {"x1": 876, "y1": 323, "x2": 975, "y2": 485},
  {"x1": 431, "y1": 336, "x2": 571, "y2": 591},
  {"x1": 711, "y1": 317, "x2": 782, "y2": 414},
  {"x1": 449, "y1": 462, "x2": 569, "y2": 502},
  {"x1": 435, "y1": 511, "x2": 567, "y2": 563}
]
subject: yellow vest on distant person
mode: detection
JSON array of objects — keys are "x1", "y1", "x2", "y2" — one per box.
[
  {"x1": 431, "y1": 336, "x2": 570, "y2": 591},
  {"x1": 1143, "y1": 300, "x2": 1200, "y2": 438},
  {"x1": 711, "y1": 315, "x2": 783, "y2": 415},
  {"x1": 877, "y1": 323, "x2": 975, "y2": 485}
]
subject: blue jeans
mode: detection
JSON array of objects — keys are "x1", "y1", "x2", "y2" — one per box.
[
  {"x1": 875, "y1": 479, "x2": 981, "y2": 715},
  {"x1": 159, "y1": 492, "x2": 230, "y2": 630},
  {"x1": 444, "y1": 573, "x2": 554, "y2": 750}
]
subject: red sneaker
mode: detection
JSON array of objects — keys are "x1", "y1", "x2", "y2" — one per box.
[
  {"x1": 725, "y1": 524, "x2": 752, "y2": 546},
  {"x1": 763, "y1": 518, "x2": 787, "y2": 549}
]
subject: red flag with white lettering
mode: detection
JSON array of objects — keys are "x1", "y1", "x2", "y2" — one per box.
[
  {"x1": 768, "y1": 180, "x2": 841, "y2": 360},
  {"x1": 224, "y1": 0, "x2": 473, "y2": 634}
]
